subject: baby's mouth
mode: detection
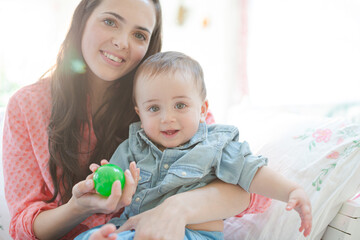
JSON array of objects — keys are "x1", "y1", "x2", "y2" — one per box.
[{"x1": 161, "y1": 130, "x2": 179, "y2": 136}]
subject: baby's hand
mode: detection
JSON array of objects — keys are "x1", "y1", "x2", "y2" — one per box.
[
  {"x1": 89, "y1": 224, "x2": 117, "y2": 240},
  {"x1": 286, "y1": 188, "x2": 312, "y2": 237}
]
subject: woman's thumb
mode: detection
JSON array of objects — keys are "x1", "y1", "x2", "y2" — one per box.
[{"x1": 117, "y1": 218, "x2": 135, "y2": 233}]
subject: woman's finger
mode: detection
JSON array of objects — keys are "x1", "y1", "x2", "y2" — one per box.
[
  {"x1": 89, "y1": 163, "x2": 100, "y2": 173},
  {"x1": 104, "y1": 180, "x2": 122, "y2": 213},
  {"x1": 86, "y1": 172, "x2": 95, "y2": 180},
  {"x1": 129, "y1": 162, "x2": 140, "y2": 187},
  {"x1": 73, "y1": 179, "x2": 94, "y2": 198},
  {"x1": 117, "y1": 217, "x2": 136, "y2": 233},
  {"x1": 119, "y1": 170, "x2": 136, "y2": 207},
  {"x1": 101, "y1": 159, "x2": 109, "y2": 166}
]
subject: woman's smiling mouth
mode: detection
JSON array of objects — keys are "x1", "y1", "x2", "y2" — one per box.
[{"x1": 101, "y1": 50, "x2": 124, "y2": 63}]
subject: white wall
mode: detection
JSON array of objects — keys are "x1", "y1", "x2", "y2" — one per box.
[
  {"x1": 0, "y1": 0, "x2": 79, "y2": 105},
  {"x1": 246, "y1": 0, "x2": 360, "y2": 107},
  {"x1": 2, "y1": 0, "x2": 359, "y2": 122},
  {"x1": 161, "y1": 0, "x2": 242, "y2": 123}
]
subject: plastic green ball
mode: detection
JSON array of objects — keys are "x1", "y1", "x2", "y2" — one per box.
[{"x1": 93, "y1": 164, "x2": 125, "y2": 197}]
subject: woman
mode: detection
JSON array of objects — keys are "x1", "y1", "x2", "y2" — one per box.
[{"x1": 2, "y1": 0, "x2": 268, "y2": 239}]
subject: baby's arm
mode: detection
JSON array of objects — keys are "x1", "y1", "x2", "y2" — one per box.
[{"x1": 249, "y1": 166, "x2": 312, "y2": 237}]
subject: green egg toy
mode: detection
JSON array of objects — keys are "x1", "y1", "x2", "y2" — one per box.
[{"x1": 93, "y1": 164, "x2": 125, "y2": 197}]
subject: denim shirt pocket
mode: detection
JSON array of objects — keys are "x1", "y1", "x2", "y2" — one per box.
[
  {"x1": 138, "y1": 169, "x2": 152, "y2": 191},
  {"x1": 159, "y1": 165, "x2": 204, "y2": 194}
]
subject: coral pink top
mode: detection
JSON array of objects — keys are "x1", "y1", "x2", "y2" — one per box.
[{"x1": 2, "y1": 78, "x2": 270, "y2": 239}]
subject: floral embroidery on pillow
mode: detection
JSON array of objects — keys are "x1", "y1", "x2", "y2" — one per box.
[
  {"x1": 312, "y1": 139, "x2": 360, "y2": 191},
  {"x1": 293, "y1": 123, "x2": 360, "y2": 191},
  {"x1": 293, "y1": 128, "x2": 333, "y2": 151},
  {"x1": 312, "y1": 164, "x2": 336, "y2": 191}
]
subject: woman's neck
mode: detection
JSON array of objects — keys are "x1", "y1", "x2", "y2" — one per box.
[{"x1": 88, "y1": 74, "x2": 113, "y2": 116}]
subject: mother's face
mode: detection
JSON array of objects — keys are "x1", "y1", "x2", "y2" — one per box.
[{"x1": 81, "y1": 0, "x2": 156, "y2": 82}]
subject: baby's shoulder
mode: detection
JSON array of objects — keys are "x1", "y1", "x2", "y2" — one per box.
[
  {"x1": 207, "y1": 124, "x2": 239, "y2": 135},
  {"x1": 206, "y1": 124, "x2": 240, "y2": 143}
]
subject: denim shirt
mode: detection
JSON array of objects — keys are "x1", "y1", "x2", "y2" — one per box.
[{"x1": 108, "y1": 122, "x2": 267, "y2": 227}]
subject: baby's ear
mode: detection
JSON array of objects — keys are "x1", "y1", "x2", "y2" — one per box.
[
  {"x1": 200, "y1": 99, "x2": 209, "y2": 123},
  {"x1": 134, "y1": 107, "x2": 144, "y2": 128},
  {"x1": 134, "y1": 106, "x2": 140, "y2": 115}
]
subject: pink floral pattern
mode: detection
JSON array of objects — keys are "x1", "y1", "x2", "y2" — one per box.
[
  {"x1": 326, "y1": 151, "x2": 340, "y2": 159},
  {"x1": 336, "y1": 137, "x2": 344, "y2": 145},
  {"x1": 312, "y1": 129, "x2": 332, "y2": 143},
  {"x1": 294, "y1": 123, "x2": 360, "y2": 191}
]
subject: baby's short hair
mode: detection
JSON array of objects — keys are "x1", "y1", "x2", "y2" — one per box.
[{"x1": 133, "y1": 51, "x2": 207, "y2": 105}]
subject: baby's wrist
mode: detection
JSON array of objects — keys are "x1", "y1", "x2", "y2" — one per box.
[{"x1": 294, "y1": 185, "x2": 305, "y2": 192}]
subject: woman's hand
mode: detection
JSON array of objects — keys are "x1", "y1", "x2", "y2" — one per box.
[
  {"x1": 33, "y1": 161, "x2": 139, "y2": 240},
  {"x1": 117, "y1": 197, "x2": 186, "y2": 240},
  {"x1": 116, "y1": 180, "x2": 250, "y2": 240},
  {"x1": 286, "y1": 188, "x2": 312, "y2": 237},
  {"x1": 70, "y1": 160, "x2": 140, "y2": 216}
]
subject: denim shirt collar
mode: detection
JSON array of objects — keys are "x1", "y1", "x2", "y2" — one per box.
[{"x1": 129, "y1": 121, "x2": 207, "y2": 151}]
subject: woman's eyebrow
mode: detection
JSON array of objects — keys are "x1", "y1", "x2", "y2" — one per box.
[
  {"x1": 102, "y1": 11, "x2": 151, "y2": 34},
  {"x1": 103, "y1": 11, "x2": 125, "y2": 22}
]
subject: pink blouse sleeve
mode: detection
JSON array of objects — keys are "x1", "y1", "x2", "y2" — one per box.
[{"x1": 2, "y1": 92, "x2": 57, "y2": 239}]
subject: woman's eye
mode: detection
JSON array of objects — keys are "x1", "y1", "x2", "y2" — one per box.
[
  {"x1": 175, "y1": 103, "x2": 186, "y2": 109},
  {"x1": 134, "y1": 32, "x2": 146, "y2": 41},
  {"x1": 104, "y1": 19, "x2": 116, "y2": 27},
  {"x1": 149, "y1": 106, "x2": 160, "y2": 112}
]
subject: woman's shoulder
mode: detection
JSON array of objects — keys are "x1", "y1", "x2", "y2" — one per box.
[
  {"x1": 11, "y1": 78, "x2": 51, "y2": 100},
  {"x1": 9, "y1": 78, "x2": 51, "y2": 107},
  {"x1": 7, "y1": 78, "x2": 52, "y2": 119}
]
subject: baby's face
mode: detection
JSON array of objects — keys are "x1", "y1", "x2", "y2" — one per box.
[{"x1": 134, "y1": 71, "x2": 207, "y2": 150}]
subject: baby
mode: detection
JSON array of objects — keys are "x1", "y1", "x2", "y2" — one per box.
[{"x1": 76, "y1": 51, "x2": 312, "y2": 240}]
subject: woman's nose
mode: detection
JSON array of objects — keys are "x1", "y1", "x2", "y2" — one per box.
[{"x1": 112, "y1": 34, "x2": 129, "y2": 50}]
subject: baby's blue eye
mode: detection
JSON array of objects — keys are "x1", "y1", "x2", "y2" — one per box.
[
  {"x1": 175, "y1": 103, "x2": 186, "y2": 109},
  {"x1": 149, "y1": 106, "x2": 160, "y2": 112}
]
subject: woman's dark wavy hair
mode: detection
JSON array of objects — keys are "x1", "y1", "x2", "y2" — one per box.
[{"x1": 46, "y1": 0, "x2": 162, "y2": 204}]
